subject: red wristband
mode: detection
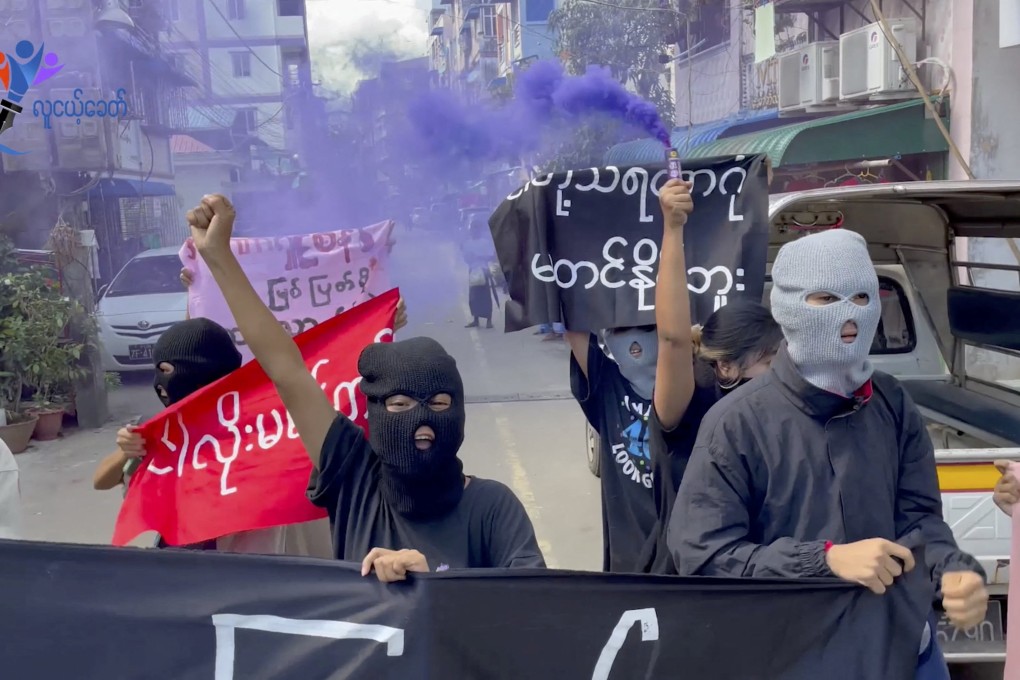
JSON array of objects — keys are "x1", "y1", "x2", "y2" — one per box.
[{"x1": 824, "y1": 541, "x2": 834, "y2": 553}]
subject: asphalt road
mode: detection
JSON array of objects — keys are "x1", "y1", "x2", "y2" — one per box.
[{"x1": 16, "y1": 225, "x2": 603, "y2": 571}]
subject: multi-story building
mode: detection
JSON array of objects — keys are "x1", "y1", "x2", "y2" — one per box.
[
  {"x1": 349, "y1": 57, "x2": 431, "y2": 224},
  {"x1": 0, "y1": 0, "x2": 190, "y2": 282},
  {"x1": 426, "y1": 0, "x2": 558, "y2": 201},
  {"x1": 164, "y1": 0, "x2": 309, "y2": 151},
  {"x1": 162, "y1": 0, "x2": 313, "y2": 226},
  {"x1": 607, "y1": 0, "x2": 1020, "y2": 191},
  {"x1": 432, "y1": 0, "x2": 559, "y2": 101}
]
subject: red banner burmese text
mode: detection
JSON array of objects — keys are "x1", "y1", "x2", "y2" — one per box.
[{"x1": 112, "y1": 289, "x2": 400, "y2": 546}]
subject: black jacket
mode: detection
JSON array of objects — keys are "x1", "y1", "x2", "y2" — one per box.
[{"x1": 668, "y1": 345, "x2": 984, "y2": 587}]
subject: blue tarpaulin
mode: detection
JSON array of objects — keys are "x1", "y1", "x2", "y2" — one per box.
[{"x1": 89, "y1": 179, "x2": 176, "y2": 198}]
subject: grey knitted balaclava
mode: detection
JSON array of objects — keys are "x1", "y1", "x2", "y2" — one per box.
[
  {"x1": 770, "y1": 229, "x2": 880, "y2": 396},
  {"x1": 602, "y1": 326, "x2": 658, "y2": 400},
  {"x1": 359, "y1": 337, "x2": 465, "y2": 519}
]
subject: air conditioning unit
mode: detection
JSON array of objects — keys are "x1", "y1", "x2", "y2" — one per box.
[
  {"x1": 778, "y1": 41, "x2": 840, "y2": 113},
  {"x1": 50, "y1": 88, "x2": 109, "y2": 171},
  {"x1": 839, "y1": 18, "x2": 918, "y2": 101}
]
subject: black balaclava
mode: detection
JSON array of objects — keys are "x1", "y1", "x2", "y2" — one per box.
[
  {"x1": 358, "y1": 337, "x2": 466, "y2": 520},
  {"x1": 152, "y1": 318, "x2": 242, "y2": 406}
]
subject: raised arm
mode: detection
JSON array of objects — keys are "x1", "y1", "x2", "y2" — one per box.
[
  {"x1": 186, "y1": 195, "x2": 336, "y2": 465},
  {"x1": 565, "y1": 330, "x2": 589, "y2": 377},
  {"x1": 653, "y1": 180, "x2": 696, "y2": 430}
]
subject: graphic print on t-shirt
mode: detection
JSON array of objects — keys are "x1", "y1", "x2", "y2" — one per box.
[{"x1": 611, "y1": 394, "x2": 652, "y2": 489}]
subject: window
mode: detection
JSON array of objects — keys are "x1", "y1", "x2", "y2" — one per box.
[
  {"x1": 524, "y1": 0, "x2": 555, "y2": 23},
  {"x1": 128, "y1": 0, "x2": 143, "y2": 8},
  {"x1": 957, "y1": 236, "x2": 1020, "y2": 392},
  {"x1": 106, "y1": 256, "x2": 184, "y2": 297},
  {"x1": 231, "y1": 52, "x2": 251, "y2": 78},
  {"x1": 870, "y1": 278, "x2": 916, "y2": 354},
  {"x1": 238, "y1": 108, "x2": 257, "y2": 133},
  {"x1": 228, "y1": 0, "x2": 246, "y2": 20},
  {"x1": 480, "y1": 5, "x2": 497, "y2": 37},
  {"x1": 676, "y1": 0, "x2": 731, "y2": 56},
  {"x1": 277, "y1": 0, "x2": 304, "y2": 17},
  {"x1": 168, "y1": 0, "x2": 180, "y2": 21}
]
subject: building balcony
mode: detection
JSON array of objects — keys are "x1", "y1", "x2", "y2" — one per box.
[
  {"x1": 123, "y1": 87, "x2": 190, "y2": 133},
  {"x1": 480, "y1": 36, "x2": 498, "y2": 59},
  {"x1": 430, "y1": 8, "x2": 445, "y2": 36},
  {"x1": 463, "y1": 0, "x2": 512, "y2": 21}
]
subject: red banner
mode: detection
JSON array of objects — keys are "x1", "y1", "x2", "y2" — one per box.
[{"x1": 112, "y1": 289, "x2": 400, "y2": 546}]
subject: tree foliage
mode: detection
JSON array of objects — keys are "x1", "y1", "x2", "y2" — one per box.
[{"x1": 543, "y1": 0, "x2": 678, "y2": 170}]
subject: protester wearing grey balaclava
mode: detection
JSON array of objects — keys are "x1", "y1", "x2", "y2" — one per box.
[
  {"x1": 602, "y1": 326, "x2": 658, "y2": 400},
  {"x1": 769, "y1": 229, "x2": 880, "y2": 397}
]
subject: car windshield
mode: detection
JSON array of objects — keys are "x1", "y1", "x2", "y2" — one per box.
[{"x1": 105, "y1": 255, "x2": 182, "y2": 297}]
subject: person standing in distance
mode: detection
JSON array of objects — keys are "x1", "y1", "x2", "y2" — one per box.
[
  {"x1": 187, "y1": 194, "x2": 545, "y2": 582},
  {"x1": 669, "y1": 228, "x2": 987, "y2": 679}
]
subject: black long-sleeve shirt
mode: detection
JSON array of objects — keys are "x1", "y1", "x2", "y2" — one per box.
[{"x1": 669, "y1": 345, "x2": 983, "y2": 588}]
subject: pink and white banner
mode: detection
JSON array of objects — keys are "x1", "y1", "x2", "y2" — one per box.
[{"x1": 179, "y1": 221, "x2": 395, "y2": 363}]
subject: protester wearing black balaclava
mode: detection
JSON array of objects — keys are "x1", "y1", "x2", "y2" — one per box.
[
  {"x1": 185, "y1": 192, "x2": 544, "y2": 583},
  {"x1": 358, "y1": 337, "x2": 466, "y2": 519},
  {"x1": 152, "y1": 318, "x2": 242, "y2": 406},
  {"x1": 93, "y1": 316, "x2": 243, "y2": 551}
]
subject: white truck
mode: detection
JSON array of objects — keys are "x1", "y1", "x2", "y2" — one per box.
[{"x1": 586, "y1": 180, "x2": 1020, "y2": 674}]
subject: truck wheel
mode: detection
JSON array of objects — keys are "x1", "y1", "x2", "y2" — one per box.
[{"x1": 586, "y1": 422, "x2": 601, "y2": 478}]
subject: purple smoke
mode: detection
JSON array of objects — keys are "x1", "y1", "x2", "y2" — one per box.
[
  {"x1": 404, "y1": 59, "x2": 671, "y2": 163},
  {"x1": 518, "y1": 60, "x2": 671, "y2": 146}
]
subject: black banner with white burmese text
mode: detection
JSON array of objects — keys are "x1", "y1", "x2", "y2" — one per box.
[
  {"x1": 489, "y1": 155, "x2": 769, "y2": 332},
  {"x1": 0, "y1": 540, "x2": 932, "y2": 679}
]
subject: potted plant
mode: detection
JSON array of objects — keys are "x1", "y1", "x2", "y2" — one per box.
[
  {"x1": 0, "y1": 240, "x2": 84, "y2": 442},
  {"x1": 0, "y1": 371, "x2": 37, "y2": 454},
  {"x1": 19, "y1": 299, "x2": 88, "y2": 441},
  {"x1": 0, "y1": 250, "x2": 39, "y2": 453}
]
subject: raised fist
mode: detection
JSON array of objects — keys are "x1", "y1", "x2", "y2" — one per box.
[
  {"x1": 187, "y1": 194, "x2": 236, "y2": 254},
  {"x1": 659, "y1": 179, "x2": 694, "y2": 229}
]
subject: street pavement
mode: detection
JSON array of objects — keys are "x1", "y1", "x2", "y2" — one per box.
[{"x1": 14, "y1": 224, "x2": 603, "y2": 571}]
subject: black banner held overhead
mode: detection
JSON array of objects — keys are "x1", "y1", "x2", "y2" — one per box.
[
  {"x1": 489, "y1": 155, "x2": 770, "y2": 332},
  {"x1": 0, "y1": 540, "x2": 932, "y2": 680}
]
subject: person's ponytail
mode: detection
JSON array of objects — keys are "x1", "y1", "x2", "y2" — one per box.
[{"x1": 690, "y1": 324, "x2": 704, "y2": 357}]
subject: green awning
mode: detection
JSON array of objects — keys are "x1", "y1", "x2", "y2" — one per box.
[{"x1": 685, "y1": 99, "x2": 948, "y2": 167}]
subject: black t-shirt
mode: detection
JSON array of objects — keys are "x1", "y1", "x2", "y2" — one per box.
[
  {"x1": 570, "y1": 334, "x2": 657, "y2": 573},
  {"x1": 638, "y1": 378, "x2": 721, "y2": 574},
  {"x1": 308, "y1": 415, "x2": 546, "y2": 571}
]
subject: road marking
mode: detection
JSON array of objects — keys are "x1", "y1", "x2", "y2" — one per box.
[
  {"x1": 466, "y1": 310, "x2": 559, "y2": 568},
  {"x1": 492, "y1": 408, "x2": 557, "y2": 567}
]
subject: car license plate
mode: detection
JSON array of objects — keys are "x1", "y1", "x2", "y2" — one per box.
[
  {"x1": 935, "y1": 598, "x2": 1004, "y2": 655},
  {"x1": 128, "y1": 344, "x2": 154, "y2": 361}
]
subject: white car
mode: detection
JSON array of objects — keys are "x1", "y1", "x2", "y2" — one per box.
[{"x1": 96, "y1": 246, "x2": 187, "y2": 372}]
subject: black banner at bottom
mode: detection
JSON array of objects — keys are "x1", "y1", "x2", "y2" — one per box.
[{"x1": 0, "y1": 540, "x2": 933, "y2": 679}]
